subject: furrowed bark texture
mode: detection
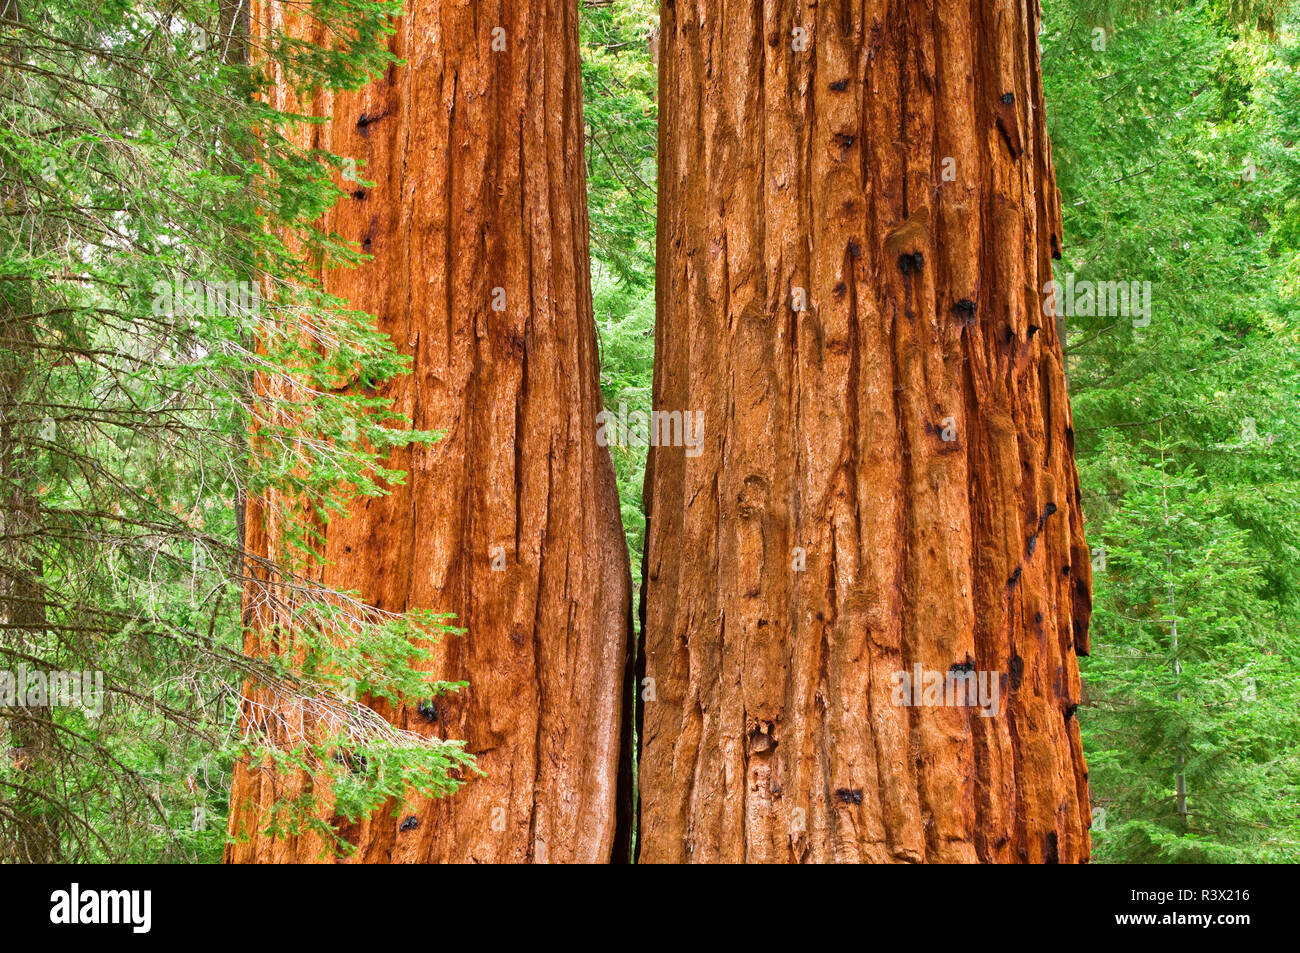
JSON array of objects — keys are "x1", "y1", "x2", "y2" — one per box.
[
  {"x1": 638, "y1": 0, "x2": 1093, "y2": 863},
  {"x1": 226, "y1": 0, "x2": 632, "y2": 863}
]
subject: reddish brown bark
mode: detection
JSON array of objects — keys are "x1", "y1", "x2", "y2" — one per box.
[
  {"x1": 638, "y1": 0, "x2": 1093, "y2": 863},
  {"x1": 226, "y1": 0, "x2": 632, "y2": 863}
]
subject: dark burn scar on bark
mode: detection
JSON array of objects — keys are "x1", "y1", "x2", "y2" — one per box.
[
  {"x1": 400, "y1": 815, "x2": 419, "y2": 832},
  {"x1": 954, "y1": 298, "x2": 978, "y2": 325},
  {"x1": 897, "y1": 251, "x2": 924, "y2": 274},
  {"x1": 996, "y1": 95, "x2": 1023, "y2": 157},
  {"x1": 356, "y1": 111, "x2": 386, "y2": 135},
  {"x1": 830, "y1": 78, "x2": 850, "y2": 91},
  {"x1": 1044, "y1": 831, "x2": 1059, "y2": 863},
  {"x1": 835, "y1": 788, "x2": 864, "y2": 805},
  {"x1": 949, "y1": 656, "x2": 976, "y2": 673},
  {"x1": 1008, "y1": 566, "x2": 1022, "y2": 588},
  {"x1": 1073, "y1": 617, "x2": 1089, "y2": 656},
  {"x1": 417, "y1": 700, "x2": 439, "y2": 723},
  {"x1": 1009, "y1": 655, "x2": 1024, "y2": 690}
]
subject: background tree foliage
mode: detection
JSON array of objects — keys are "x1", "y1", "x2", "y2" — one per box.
[
  {"x1": 582, "y1": 0, "x2": 657, "y2": 581},
  {"x1": 1044, "y1": 0, "x2": 1300, "y2": 862},
  {"x1": 0, "y1": 0, "x2": 472, "y2": 863}
]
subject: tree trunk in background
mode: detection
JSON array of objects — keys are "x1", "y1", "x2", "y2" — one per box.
[
  {"x1": 638, "y1": 0, "x2": 1093, "y2": 863},
  {"x1": 0, "y1": 245, "x2": 57, "y2": 865},
  {"x1": 0, "y1": 0, "x2": 59, "y2": 864},
  {"x1": 226, "y1": 0, "x2": 632, "y2": 863}
]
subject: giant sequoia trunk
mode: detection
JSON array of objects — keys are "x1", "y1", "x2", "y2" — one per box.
[
  {"x1": 226, "y1": 0, "x2": 632, "y2": 863},
  {"x1": 638, "y1": 0, "x2": 1093, "y2": 863}
]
